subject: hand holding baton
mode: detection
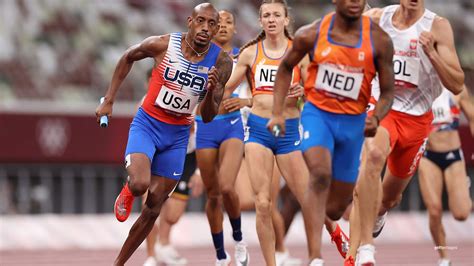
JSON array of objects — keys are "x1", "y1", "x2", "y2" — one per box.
[
  {"x1": 272, "y1": 125, "x2": 281, "y2": 137},
  {"x1": 99, "y1": 97, "x2": 108, "y2": 128}
]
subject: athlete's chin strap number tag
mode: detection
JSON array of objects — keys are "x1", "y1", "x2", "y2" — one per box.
[{"x1": 272, "y1": 125, "x2": 281, "y2": 137}]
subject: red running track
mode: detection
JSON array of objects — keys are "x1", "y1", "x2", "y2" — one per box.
[{"x1": 1, "y1": 243, "x2": 473, "y2": 266}]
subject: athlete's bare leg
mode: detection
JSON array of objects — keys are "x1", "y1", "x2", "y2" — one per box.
[
  {"x1": 349, "y1": 127, "x2": 390, "y2": 257},
  {"x1": 196, "y1": 148, "x2": 224, "y2": 234},
  {"x1": 445, "y1": 161, "x2": 472, "y2": 221},
  {"x1": 347, "y1": 189, "x2": 361, "y2": 259},
  {"x1": 271, "y1": 163, "x2": 286, "y2": 253},
  {"x1": 246, "y1": 143, "x2": 276, "y2": 265},
  {"x1": 158, "y1": 197, "x2": 188, "y2": 245},
  {"x1": 145, "y1": 221, "x2": 158, "y2": 258},
  {"x1": 276, "y1": 151, "x2": 318, "y2": 259},
  {"x1": 418, "y1": 157, "x2": 447, "y2": 259},
  {"x1": 342, "y1": 202, "x2": 352, "y2": 221},
  {"x1": 279, "y1": 184, "x2": 300, "y2": 234},
  {"x1": 114, "y1": 174, "x2": 178, "y2": 265},
  {"x1": 218, "y1": 138, "x2": 244, "y2": 221},
  {"x1": 142, "y1": 193, "x2": 158, "y2": 259},
  {"x1": 379, "y1": 169, "x2": 412, "y2": 216},
  {"x1": 235, "y1": 162, "x2": 255, "y2": 211},
  {"x1": 279, "y1": 185, "x2": 339, "y2": 238}
]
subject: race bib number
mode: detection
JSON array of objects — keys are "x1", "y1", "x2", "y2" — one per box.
[
  {"x1": 155, "y1": 86, "x2": 199, "y2": 115},
  {"x1": 393, "y1": 54, "x2": 420, "y2": 86},
  {"x1": 254, "y1": 65, "x2": 278, "y2": 92},
  {"x1": 315, "y1": 64, "x2": 363, "y2": 100}
]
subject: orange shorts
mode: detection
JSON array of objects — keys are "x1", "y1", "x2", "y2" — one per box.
[{"x1": 370, "y1": 109, "x2": 433, "y2": 179}]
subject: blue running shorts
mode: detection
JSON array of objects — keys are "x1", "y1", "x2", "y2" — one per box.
[
  {"x1": 195, "y1": 111, "x2": 244, "y2": 149},
  {"x1": 125, "y1": 108, "x2": 191, "y2": 180},
  {"x1": 301, "y1": 102, "x2": 366, "y2": 183},
  {"x1": 246, "y1": 113, "x2": 301, "y2": 155}
]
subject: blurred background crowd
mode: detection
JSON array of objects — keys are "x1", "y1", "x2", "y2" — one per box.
[{"x1": 0, "y1": 0, "x2": 473, "y2": 105}]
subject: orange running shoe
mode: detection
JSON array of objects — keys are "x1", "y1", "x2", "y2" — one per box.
[
  {"x1": 330, "y1": 223, "x2": 350, "y2": 259},
  {"x1": 114, "y1": 183, "x2": 134, "y2": 222},
  {"x1": 344, "y1": 256, "x2": 355, "y2": 266}
]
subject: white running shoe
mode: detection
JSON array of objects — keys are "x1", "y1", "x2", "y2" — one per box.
[
  {"x1": 309, "y1": 258, "x2": 324, "y2": 266},
  {"x1": 275, "y1": 250, "x2": 302, "y2": 266},
  {"x1": 234, "y1": 241, "x2": 249, "y2": 266},
  {"x1": 356, "y1": 244, "x2": 375, "y2": 266},
  {"x1": 143, "y1": 256, "x2": 158, "y2": 266},
  {"x1": 215, "y1": 251, "x2": 231, "y2": 266},
  {"x1": 372, "y1": 212, "x2": 387, "y2": 238},
  {"x1": 155, "y1": 243, "x2": 187, "y2": 265},
  {"x1": 438, "y1": 258, "x2": 451, "y2": 266},
  {"x1": 275, "y1": 250, "x2": 289, "y2": 266}
]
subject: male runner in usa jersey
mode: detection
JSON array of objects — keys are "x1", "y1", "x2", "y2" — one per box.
[{"x1": 95, "y1": 3, "x2": 233, "y2": 265}]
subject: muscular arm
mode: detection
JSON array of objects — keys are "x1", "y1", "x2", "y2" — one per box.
[
  {"x1": 273, "y1": 22, "x2": 317, "y2": 116},
  {"x1": 103, "y1": 36, "x2": 167, "y2": 104},
  {"x1": 372, "y1": 24, "x2": 395, "y2": 122},
  {"x1": 223, "y1": 46, "x2": 255, "y2": 97},
  {"x1": 457, "y1": 85, "x2": 474, "y2": 135},
  {"x1": 426, "y1": 17, "x2": 464, "y2": 94},
  {"x1": 299, "y1": 55, "x2": 310, "y2": 84},
  {"x1": 200, "y1": 50, "x2": 233, "y2": 122}
]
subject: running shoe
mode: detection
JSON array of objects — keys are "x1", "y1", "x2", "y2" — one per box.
[
  {"x1": 114, "y1": 183, "x2": 134, "y2": 222},
  {"x1": 215, "y1": 251, "x2": 231, "y2": 266},
  {"x1": 275, "y1": 250, "x2": 302, "y2": 266},
  {"x1": 344, "y1": 256, "x2": 355, "y2": 266},
  {"x1": 356, "y1": 244, "x2": 375, "y2": 266},
  {"x1": 438, "y1": 258, "x2": 451, "y2": 266},
  {"x1": 330, "y1": 223, "x2": 350, "y2": 258},
  {"x1": 234, "y1": 241, "x2": 249, "y2": 266},
  {"x1": 309, "y1": 258, "x2": 324, "y2": 266},
  {"x1": 143, "y1": 256, "x2": 157, "y2": 266},
  {"x1": 155, "y1": 243, "x2": 187, "y2": 265},
  {"x1": 372, "y1": 212, "x2": 387, "y2": 238}
]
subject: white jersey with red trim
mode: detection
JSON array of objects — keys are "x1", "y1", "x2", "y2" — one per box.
[
  {"x1": 431, "y1": 88, "x2": 460, "y2": 132},
  {"x1": 372, "y1": 5, "x2": 442, "y2": 115}
]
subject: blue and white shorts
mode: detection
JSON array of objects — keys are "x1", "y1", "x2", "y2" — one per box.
[{"x1": 125, "y1": 108, "x2": 190, "y2": 180}]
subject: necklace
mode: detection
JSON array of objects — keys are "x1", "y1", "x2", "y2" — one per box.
[{"x1": 184, "y1": 36, "x2": 210, "y2": 57}]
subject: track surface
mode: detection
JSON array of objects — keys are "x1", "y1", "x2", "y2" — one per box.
[{"x1": 2, "y1": 242, "x2": 473, "y2": 266}]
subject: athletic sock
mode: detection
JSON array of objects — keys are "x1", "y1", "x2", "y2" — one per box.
[
  {"x1": 212, "y1": 231, "x2": 227, "y2": 260},
  {"x1": 229, "y1": 216, "x2": 243, "y2": 242}
]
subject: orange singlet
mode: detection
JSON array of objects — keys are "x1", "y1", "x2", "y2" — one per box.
[
  {"x1": 305, "y1": 13, "x2": 376, "y2": 115},
  {"x1": 249, "y1": 40, "x2": 301, "y2": 96}
]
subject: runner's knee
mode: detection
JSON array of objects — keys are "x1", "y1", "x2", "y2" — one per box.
[
  {"x1": 366, "y1": 143, "x2": 386, "y2": 169},
  {"x1": 164, "y1": 211, "x2": 182, "y2": 225},
  {"x1": 427, "y1": 202, "x2": 443, "y2": 221},
  {"x1": 308, "y1": 166, "x2": 332, "y2": 192},
  {"x1": 452, "y1": 205, "x2": 470, "y2": 221},
  {"x1": 255, "y1": 195, "x2": 272, "y2": 216},
  {"x1": 382, "y1": 194, "x2": 402, "y2": 210},
  {"x1": 326, "y1": 200, "x2": 348, "y2": 220},
  {"x1": 206, "y1": 189, "x2": 223, "y2": 209},
  {"x1": 145, "y1": 188, "x2": 169, "y2": 208},
  {"x1": 129, "y1": 176, "x2": 149, "y2": 196},
  {"x1": 220, "y1": 183, "x2": 235, "y2": 196}
]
